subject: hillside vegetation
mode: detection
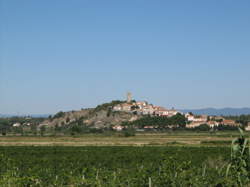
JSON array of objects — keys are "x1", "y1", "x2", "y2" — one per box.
[{"x1": 43, "y1": 100, "x2": 140, "y2": 130}]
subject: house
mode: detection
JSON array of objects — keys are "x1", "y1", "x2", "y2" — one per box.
[
  {"x1": 13, "y1": 123, "x2": 21, "y2": 127},
  {"x1": 144, "y1": 126, "x2": 154, "y2": 129},
  {"x1": 153, "y1": 106, "x2": 179, "y2": 117},
  {"x1": 192, "y1": 115, "x2": 207, "y2": 122},
  {"x1": 222, "y1": 120, "x2": 238, "y2": 126},
  {"x1": 121, "y1": 103, "x2": 132, "y2": 111},
  {"x1": 167, "y1": 109, "x2": 178, "y2": 117},
  {"x1": 214, "y1": 116, "x2": 225, "y2": 121},
  {"x1": 113, "y1": 105, "x2": 122, "y2": 111},
  {"x1": 207, "y1": 121, "x2": 219, "y2": 128},
  {"x1": 24, "y1": 123, "x2": 31, "y2": 126},
  {"x1": 185, "y1": 113, "x2": 195, "y2": 121},
  {"x1": 136, "y1": 101, "x2": 148, "y2": 109},
  {"x1": 186, "y1": 122, "x2": 205, "y2": 128},
  {"x1": 142, "y1": 105, "x2": 154, "y2": 115},
  {"x1": 112, "y1": 125, "x2": 124, "y2": 131},
  {"x1": 113, "y1": 103, "x2": 132, "y2": 112},
  {"x1": 245, "y1": 122, "x2": 250, "y2": 131},
  {"x1": 153, "y1": 106, "x2": 169, "y2": 116}
]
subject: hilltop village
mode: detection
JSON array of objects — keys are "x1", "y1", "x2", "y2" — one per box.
[
  {"x1": 1, "y1": 93, "x2": 250, "y2": 136},
  {"x1": 111, "y1": 93, "x2": 243, "y2": 131}
]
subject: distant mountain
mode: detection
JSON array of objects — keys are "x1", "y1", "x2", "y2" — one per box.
[
  {"x1": 2, "y1": 107, "x2": 250, "y2": 118},
  {"x1": 0, "y1": 114, "x2": 51, "y2": 118},
  {"x1": 0, "y1": 114, "x2": 16, "y2": 118},
  {"x1": 179, "y1": 108, "x2": 250, "y2": 116}
]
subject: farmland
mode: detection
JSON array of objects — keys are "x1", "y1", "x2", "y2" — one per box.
[
  {"x1": 0, "y1": 131, "x2": 245, "y2": 146},
  {"x1": 0, "y1": 146, "x2": 232, "y2": 186},
  {"x1": 0, "y1": 132, "x2": 249, "y2": 186}
]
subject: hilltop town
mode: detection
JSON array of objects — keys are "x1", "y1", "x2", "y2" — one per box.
[
  {"x1": 1, "y1": 93, "x2": 250, "y2": 136},
  {"x1": 110, "y1": 93, "x2": 243, "y2": 131},
  {"x1": 113, "y1": 92, "x2": 178, "y2": 117}
]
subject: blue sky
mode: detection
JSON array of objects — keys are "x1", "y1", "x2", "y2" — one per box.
[{"x1": 1, "y1": 0, "x2": 250, "y2": 114}]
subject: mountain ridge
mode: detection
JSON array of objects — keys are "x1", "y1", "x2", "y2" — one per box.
[
  {"x1": 179, "y1": 107, "x2": 250, "y2": 116},
  {"x1": 0, "y1": 114, "x2": 51, "y2": 118},
  {"x1": 1, "y1": 108, "x2": 250, "y2": 118}
]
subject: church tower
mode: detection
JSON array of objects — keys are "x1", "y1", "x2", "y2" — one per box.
[{"x1": 127, "y1": 92, "x2": 132, "y2": 103}]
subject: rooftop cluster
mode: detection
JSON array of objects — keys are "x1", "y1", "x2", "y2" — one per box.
[{"x1": 113, "y1": 101, "x2": 178, "y2": 117}]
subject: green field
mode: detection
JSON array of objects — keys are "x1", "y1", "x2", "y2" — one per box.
[
  {"x1": 0, "y1": 131, "x2": 249, "y2": 186},
  {"x1": 0, "y1": 145, "x2": 240, "y2": 186}
]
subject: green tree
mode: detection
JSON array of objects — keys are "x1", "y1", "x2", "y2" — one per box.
[
  {"x1": 194, "y1": 124, "x2": 210, "y2": 131},
  {"x1": 40, "y1": 126, "x2": 46, "y2": 136},
  {"x1": 0, "y1": 121, "x2": 9, "y2": 136},
  {"x1": 31, "y1": 124, "x2": 37, "y2": 135},
  {"x1": 66, "y1": 117, "x2": 70, "y2": 123},
  {"x1": 53, "y1": 111, "x2": 65, "y2": 119}
]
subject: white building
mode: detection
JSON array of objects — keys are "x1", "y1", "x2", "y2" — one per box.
[
  {"x1": 113, "y1": 105, "x2": 122, "y2": 111},
  {"x1": 113, "y1": 103, "x2": 132, "y2": 111},
  {"x1": 142, "y1": 105, "x2": 154, "y2": 115},
  {"x1": 167, "y1": 109, "x2": 178, "y2": 117},
  {"x1": 13, "y1": 123, "x2": 21, "y2": 127},
  {"x1": 245, "y1": 122, "x2": 250, "y2": 131},
  {"x1": 185, "y1": 113, "x2": 195, "y2": 121},
  {"x1": 136, "y1": 101, "x2": 148, "y2": 109},
  {"x1": 121, "y1": 103, "x2": 132, "y2": 111},
  {"x1": 112, "y1": 125, "x2": 124, "y2": 131},
  {"x1": 207, "y1": 121, "x2": 219, "y2": 128}
]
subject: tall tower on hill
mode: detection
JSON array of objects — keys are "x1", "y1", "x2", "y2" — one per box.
[{"x1": 127, "y1": 92, "x2": 132, "y2": 103}]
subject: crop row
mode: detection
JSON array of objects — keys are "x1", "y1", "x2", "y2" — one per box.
[{"x1": 0, "y1": 146, "x2": 242, "y2": 186}]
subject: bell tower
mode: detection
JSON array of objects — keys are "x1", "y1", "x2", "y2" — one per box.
[{"x1": 127, "y1": 92, "x2": 132, "y2": 103}]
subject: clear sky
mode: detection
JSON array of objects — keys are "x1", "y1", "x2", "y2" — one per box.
[{"x1": 1, "y1": 0, "x2": 250, "y2": 115}]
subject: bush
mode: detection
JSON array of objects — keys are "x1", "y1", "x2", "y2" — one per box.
[
  {"x1": 122, "y1": 129, "x2": 135, "y2": 137},
  {"x1": 53, "y1": 111, "x2": 65, "y2": 119},
  {"x1": 193, "y1": 124, "x2": 210, "y2": 131},
  {"x1": 94, "y1": 100, "x2": 126, "y2": 112}
]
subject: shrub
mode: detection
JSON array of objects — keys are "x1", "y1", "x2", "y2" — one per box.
[
  {"x1": 53, "y1": 111, "x2": 65, "y2": 119},
  {"x1": 122, "y1": 129, "x2": 135, "y2": 137}
]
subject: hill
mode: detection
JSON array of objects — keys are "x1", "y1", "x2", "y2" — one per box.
[{"x1": 42, "y1": 101, "x2": 140, "y2": 128}]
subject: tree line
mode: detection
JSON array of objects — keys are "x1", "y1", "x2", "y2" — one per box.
[{"x1": 122, "y1": 113, "x2": 186, "y2": 129}]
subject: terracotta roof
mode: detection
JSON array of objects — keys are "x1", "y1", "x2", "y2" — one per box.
[{"x1": 223, "y1": 120, "x2": 235, "y2": 123}]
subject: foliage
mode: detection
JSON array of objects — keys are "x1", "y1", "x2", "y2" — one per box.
[
  {"x1": 224, "y1": 115, "x2": 250, "y2": 126},
  {"x1": 215, "y1": 124, "x2": 239, "y2": 131},
  {"x1": 1, "y1": 132, "x2": 250, "y2": 187},
  {"x1": 0, "y1": 146, "x2": 233, "y2": 186},
  {"x1": 40, "y1": 126, "x2": 46, "y2": 136},
  {"x1": 193, "y1": 124, "x2": 210, "y2": 131},
  {"x1": 53, "y1": 111, "x2": 65, "y2": 119},
  {"x1": 94, "y1": 100, "x2": 126, "y2": 112},
  {"x1": 226, "y1": 128, "x2": 250, "y2": 186},
  {"x1": 123, "y1": 113, "x2": 186, "y2": 129},
  {"x1": 131, "y1": 105, "x2": 140, "y2": 110},
  {"x1": 69, "y1": 124, "x2": 89, "y2": 135},
  {"x1": 187, "y1": 124, "x2": 239, "y2": 132},
  {"x1": 0, "y1": 117, "x2": 45, "y2": 135},
  {"x1": 122, "y1": 128, "x2": 135, "y2": 137},
  {"x1": 201, "y1": 140, "x2": 232, "y2": 145}
]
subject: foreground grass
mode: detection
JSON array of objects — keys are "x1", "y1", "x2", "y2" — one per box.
[
  {"x1": 0, "y1": 146, "x2": 234, "y2": 186},
  {"x1": 1, "y1": 131, "x2": 249, "y2": 186}
]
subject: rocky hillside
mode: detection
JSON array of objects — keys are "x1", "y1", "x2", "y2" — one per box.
[{"x1": 42, "y1": 101, "x2": 140, "y2": 128}]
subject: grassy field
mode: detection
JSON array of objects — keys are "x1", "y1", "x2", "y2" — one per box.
[
  {"x1": 0, "y1": 131, "x2": 246, "y2": 146},
  {"x1": 0, "y1": 131, "x2": 248, "y2": 186},
  {"x1": 0, "y1": 146, "x2": 232, "y2": 186}
]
